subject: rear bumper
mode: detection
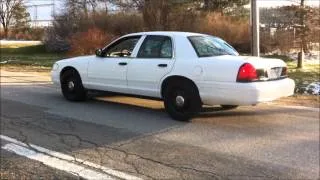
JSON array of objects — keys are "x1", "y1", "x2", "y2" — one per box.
[{"x1": 199, "y1": 78, "x2": 295, "y2": 105}]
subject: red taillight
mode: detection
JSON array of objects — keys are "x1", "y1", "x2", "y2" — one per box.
[{"x1": 237, "y1": 63, "x2": 258, "y2": 82}]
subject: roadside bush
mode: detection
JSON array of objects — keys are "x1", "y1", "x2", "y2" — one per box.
[
  {"x1": 47, "y1": 11, "x2": 252, "y2": 54},
  {"x1": 68, "y1": 27, "x2": 117, "y2": 56},
  {"x1": 43, "y1": 12, "x2": 86, "y2": 53},
  {"x1": 44, "y1": 28, "x2": 70, "y2": 53},
  {"x1": 197, "y1": 13, "x2": 250, "y2": 53},
  {"x1": 260, "y1": 30, "x2": 295, "y2": 53},
  {"x1": 28, "y1": 28, "x2": 46, "y2": 40},
  {"x1": 166, "y1": 11, "x2": 199, "y2": 32},
  {"x1": 94, "y1": 13, "x2": 144, "y2": 35},
  {"x1": 0, "y1": 27, "x2": 45, "y2": 40}
]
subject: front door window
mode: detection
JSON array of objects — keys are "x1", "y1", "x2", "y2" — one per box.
[{"x1": 102, "y1": 36, "x2": 141, "y2": 57}]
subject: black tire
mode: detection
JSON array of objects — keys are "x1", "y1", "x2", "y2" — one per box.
[
  {"x1": 163, "y1": 80, "x2": 202, "y2": 121},
  {"x1": 61, "y1": 69, "x2": 87, "y2": 101},
  {"x1": 220, "y1": 105, "x2": 238, "y2": 110}
]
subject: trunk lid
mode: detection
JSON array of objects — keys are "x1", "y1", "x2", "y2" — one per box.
[
  {"x1": 242, "y1": 56, "x2": 287, "y2": 69},
  {"x1": 241, "y1": 56, "x2": 287, "y2": 80}
]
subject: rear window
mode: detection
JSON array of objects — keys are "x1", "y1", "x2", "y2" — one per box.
[{"x1": 188, "y1": 36, "x2": 239, "y2": 57}]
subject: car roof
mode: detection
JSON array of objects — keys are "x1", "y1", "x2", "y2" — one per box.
[{"x1": 124, "y1": 31, "x2": 209, "y2": 37}]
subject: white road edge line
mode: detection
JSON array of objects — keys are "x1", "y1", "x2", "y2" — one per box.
[
  {"x1": 2, "y1": 143, "x2": 115, "y2": 180},
  {"x1": 1, "y1": 135, "x2": 142, "y2": 180}
]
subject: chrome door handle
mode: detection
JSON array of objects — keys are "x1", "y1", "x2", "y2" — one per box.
[
  {"x1": 158, "y1": 64, "x2": 167, "y2": 67},
  {"x1": 118, "y1": 62, "x2": 127, "y2": 66}
]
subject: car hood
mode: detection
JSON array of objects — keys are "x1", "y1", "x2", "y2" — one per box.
[{"x1": 57, "y1": 55, "x2": 95, "y2": 64}]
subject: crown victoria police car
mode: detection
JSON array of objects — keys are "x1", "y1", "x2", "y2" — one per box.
[{"x1": 51, "y1": 31, "x2": 295, "y2": 121}]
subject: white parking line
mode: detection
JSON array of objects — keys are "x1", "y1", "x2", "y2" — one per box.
[{"x1": 1, "y1": 135, "x2": 142, "y2": 180}]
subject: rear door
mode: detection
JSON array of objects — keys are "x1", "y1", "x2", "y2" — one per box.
[{"x1": 127, "y1": 35, "x2": 175, "y2": 97}]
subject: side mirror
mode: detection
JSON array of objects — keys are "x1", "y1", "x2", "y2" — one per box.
[{"x1": 95, "y1": 49, "x2": 103, "y2": 57}]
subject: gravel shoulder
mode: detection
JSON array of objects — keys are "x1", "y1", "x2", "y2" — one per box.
[{"x1": 274, "y1": 95, "x2": 319, "y2": 108}]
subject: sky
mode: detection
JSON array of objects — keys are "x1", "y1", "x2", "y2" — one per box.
[
  {"x1": 25, "y1": 0, "x2": 320, "y2": 21},
  {"x1": 258, "y1": 0, "x2": 319, "y2": 7}
]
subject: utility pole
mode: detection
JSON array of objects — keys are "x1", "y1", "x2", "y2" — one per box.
[
  {"x1": 297, "y1": 0, "x2": 305, "y2": 69},
  {"x1": 251, "y1": 0, "x2": 260, "y2": 56},
  {"x1": 52, "y1": 0, "x2": 56, "y2": 17},
  {"x1": 34, "y1": 5, "x2": 38, "y2": 27}
]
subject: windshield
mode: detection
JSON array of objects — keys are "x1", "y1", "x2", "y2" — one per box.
[{"x1": 188, "y1": 36, "x2": 239, "y2": 57}]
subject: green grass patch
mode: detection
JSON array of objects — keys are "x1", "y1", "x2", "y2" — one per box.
[
  {"x1": 1, "y1": 44, "x2": 47, "y2": 54},
  {"x1": 0, "y1": 54, "x2": 66, "y2": 67},
  {"x1": 286, "y1": 62, "x2": 320, "y2": 87},
  {"x1": 1, "y1": 44, "x2": 66, "y2": 67}
]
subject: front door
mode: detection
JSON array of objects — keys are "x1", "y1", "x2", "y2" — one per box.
[{"x1": 87, "y1": 36, "x2": 141, "y2": 92}]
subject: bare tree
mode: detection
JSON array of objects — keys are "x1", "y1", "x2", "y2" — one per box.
[
  {"x1": 64, "y1": 0, "x2": 98, "y2": 18},
  {"x1": 284, "y1": 0, "x2": 316, "y2": 68},
  {"x1": 199, "y1": 0, "x2": 249, "y2": 13},
  {"x1": 0, "y1": 0, "x2": 29, "y2": 38},
  {"x1": 109, "y1": 0, "x2": 144, "y2": 10}
]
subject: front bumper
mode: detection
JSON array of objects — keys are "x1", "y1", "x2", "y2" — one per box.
[
  {"x1": 51, "y1": 70, "x2": 60, "y2": 87},
  {"x1": 199, "y1": 78, "x2": 295, "y2": 105}
]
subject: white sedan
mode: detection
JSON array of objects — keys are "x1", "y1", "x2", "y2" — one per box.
[{"x1": 51, "y1": 31, "x2": 295, "y2": 121}]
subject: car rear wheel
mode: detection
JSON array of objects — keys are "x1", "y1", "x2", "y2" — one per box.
[
  {"x1": 164, "y1": 81, "x2": 201, "y2": 121},
  {"x1": 61, "y1": 69, "x2": 87, "y2": 101},
  {"x1": 220, "y1": 105, "x2": 238, "y2": 110}
]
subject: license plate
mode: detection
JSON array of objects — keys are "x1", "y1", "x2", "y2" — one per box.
[{"x1": 269, "y1": 67, "x2": 282, "y2": 79}]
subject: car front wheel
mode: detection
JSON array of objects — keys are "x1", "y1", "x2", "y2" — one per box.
[
  {"x1": 164, "y1": 81, "x2": 201, "y2": 121},
  {"x1": 61, "y1": 69, "x2": 87, "y2": 101}
]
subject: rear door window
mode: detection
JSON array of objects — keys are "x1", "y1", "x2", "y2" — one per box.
[{"x1": 137, "y1": 35, "x2": 173, "y2": 58}]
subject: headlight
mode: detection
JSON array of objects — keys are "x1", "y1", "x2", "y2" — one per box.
[{"x1": 52, "y1": 63, "x2": 59, "y2": 71}]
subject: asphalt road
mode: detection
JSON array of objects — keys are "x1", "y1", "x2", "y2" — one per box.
[{"x1": 0, "y1": 70, "x2": 319, "y2": 180}]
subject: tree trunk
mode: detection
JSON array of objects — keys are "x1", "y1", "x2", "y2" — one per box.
[
  {"x1": 4, "y1": 26, "x2": 8, "y2": 39},
  {"x1": 298, "y1": 51, "x2": 304, "y2": 68},
  {"x1": 160, "y1": 0, "x2": 169, "y2": 30},
  {"x1": 83, "y1": 0, "x2": 88, "y2": 19},
  {"x1": 204, "y1": 0, "x2": 209, "y2": 11}
]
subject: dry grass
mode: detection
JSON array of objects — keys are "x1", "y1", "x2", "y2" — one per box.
[
  {"x1": 1, "y1": 43, "x2": 65, "y2": 67},
  {"x1": 0, "y1": 65, "x2": 51, "y2": 72},
  {"x1": 0, "y1": 41, "x2": 42, "y2": 48}
]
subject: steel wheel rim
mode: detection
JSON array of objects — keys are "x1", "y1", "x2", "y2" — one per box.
[
  {"x1": 67, "y1": 81, "x2": 75, "y2": 91},
  {"x1": 175, "y1": 95, "x2": 185, "y2": 107}
]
